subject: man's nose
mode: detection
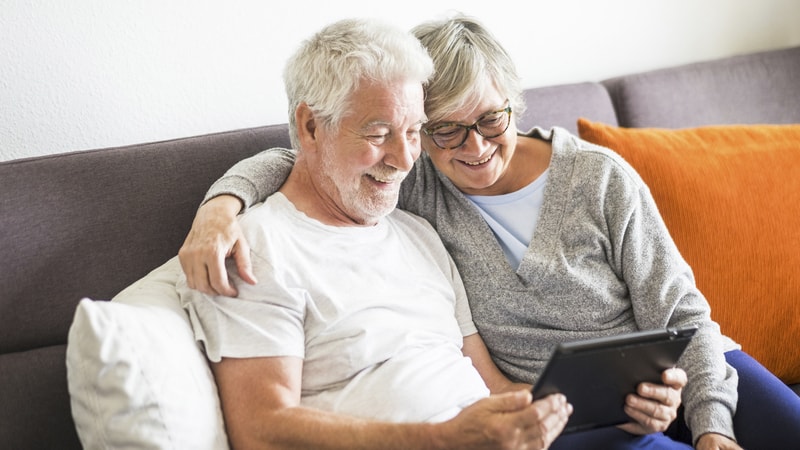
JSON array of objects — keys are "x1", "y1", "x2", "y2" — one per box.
[{"x1": 385, "y1": 137, "x2": 418, "y2": 172}]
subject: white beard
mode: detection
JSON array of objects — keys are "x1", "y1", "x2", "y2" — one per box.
[{"x1": 319, "y1": 147, "x2": 403, "y2": 225}]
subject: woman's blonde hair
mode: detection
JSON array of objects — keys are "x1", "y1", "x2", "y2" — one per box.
[{"x1": 411, "y1": 14, "x2": 525, "y2": 124}]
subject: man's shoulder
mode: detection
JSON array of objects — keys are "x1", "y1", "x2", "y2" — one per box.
[
  {"x1": 386, "y1": 209, "x2": 451, "y2": 256},
  {"x1": 236, "y1": 194, "x2": 294, "y2": 243},
  {"x1": 387, "y1": 208, "x2": 435, "y2": 233}
]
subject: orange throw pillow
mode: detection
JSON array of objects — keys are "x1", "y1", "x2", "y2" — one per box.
[{"x1": 578, "y1": 118, "x2": 800, "y2": 384}]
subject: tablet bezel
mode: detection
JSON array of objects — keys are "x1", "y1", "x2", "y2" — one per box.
[{"x1": 531, "y1": 326, "x2": 697, "y2": 434}]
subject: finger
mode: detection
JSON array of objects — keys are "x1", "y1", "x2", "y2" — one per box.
[
  {"x1": 233, "y1": 239, "x2": 258, "y2": 286},
  {"x1": 208, "y1": 257, "x2": 237, "y2": 297},
  {"x1": 628, "y1": 392, "x2": 675, "y2": 419},
  {"x1": 179, "y1": 236, "x2": 217, "y2": 295},
  {"x1": 194, "y1": 262, "x2": 216, "y2": 296},
  {"x1": 524, "y1": 395, "x2": 571, "y2": 447},
  {"x1": 661, "y1": 367, "x2": 688, "y2": 389},
  {"x1": 178, "y1": 234, "x2": 198, "y2": 290},
  {"x1": 543, "y1": 395, "x2": 571, "y2": 436},
  {"x1": 180, "y1": 256, "x2": 196, "y2": 290},
  {"x1": 623, "y1": 395, "x2": 676, "y2": 433},
  {"x1": 622, "y1": 407, "x2": 668, "y2": 434},
  {"x1": 187, "y1": 254, "x2": 215, "y2": 295},
  {"x1": 492, "y1": 389, "x2": 532, "y2": 413},
  {"x1": 637, "y1": 381, "x2": 681, "y2": 407}
]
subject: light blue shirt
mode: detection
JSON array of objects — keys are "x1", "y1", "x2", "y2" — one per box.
[{"x1": 465, "y1": 170, "x2": 549, "y2": 269}]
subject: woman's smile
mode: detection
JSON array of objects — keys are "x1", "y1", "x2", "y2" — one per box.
[{"x1": 459, "y1": 149, "x2": 497, "y2": 166}]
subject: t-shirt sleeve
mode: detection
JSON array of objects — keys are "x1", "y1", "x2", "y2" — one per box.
[
  {"x1": 451, "y1": 259, "x2": 478, "y2": 338},
  {"x1": 400, "y1": 209, "x2": 478, "y2": 339},
  {"x1": 178, "y1": 245, "x2": 305, "y2": 363}
]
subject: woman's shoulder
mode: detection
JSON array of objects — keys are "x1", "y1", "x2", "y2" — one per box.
[{"x1": 548, "y1": 127, "x2": 645, "y2": 186}]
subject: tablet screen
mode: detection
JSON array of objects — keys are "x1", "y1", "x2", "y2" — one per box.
[{"x1": 532, "y1": 326, "x2": 697, "y2": 433}]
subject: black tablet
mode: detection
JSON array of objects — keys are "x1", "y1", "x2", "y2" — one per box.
[{"x1": 531, "y1": 326, "x2": 697, "y2": 434}]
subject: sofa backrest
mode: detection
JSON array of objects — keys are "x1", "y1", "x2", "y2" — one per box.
[
  {"x1": 604, "y1": 45, "x2": 800, "y2": 128},
  {"x1": 0, "y1": 124, "x2": 291, "y2": 448},
  {"x1": 519, "y1": 81, "x2": 618, "y2": 133}
]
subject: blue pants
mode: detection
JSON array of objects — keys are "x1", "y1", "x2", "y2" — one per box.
[
  {"x1": 549, "y1": 350, "x2": 800, "y2": 449},
  {"x1": 715, "y1": 350, "x2": 800, "y2": 450}
]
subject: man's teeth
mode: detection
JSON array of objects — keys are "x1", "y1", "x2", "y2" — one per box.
[
  {"x1": 369, "y1": 174, "x2": 398, "y2": 183},
  {"x1": 464, "y1": 154, "x2": 493, "y2": 166}
]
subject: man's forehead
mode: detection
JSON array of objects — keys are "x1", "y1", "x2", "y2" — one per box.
[{"x1": 348, "y1": 82, "x2": 426, "y2": 126}]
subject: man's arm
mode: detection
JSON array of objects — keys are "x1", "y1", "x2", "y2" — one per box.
[
  {"x1": 179, "y1": 149, "x2": 296, "y2": 296},
  {"x1": 214, "y1": 354, "x2": 570, "y2": 450}
]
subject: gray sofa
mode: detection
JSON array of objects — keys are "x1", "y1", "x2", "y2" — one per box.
[{"x1": 2, "y1": 45, "x2": 798, "y2": 449}]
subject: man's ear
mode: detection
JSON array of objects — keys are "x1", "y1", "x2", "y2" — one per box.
[{"x1": 296, "y1": 103, "x2": 318, "y2": 152}]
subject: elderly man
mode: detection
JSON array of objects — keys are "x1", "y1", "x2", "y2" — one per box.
[{"x1": 177, "y1": 18, "x2": 571, "y2": 450}]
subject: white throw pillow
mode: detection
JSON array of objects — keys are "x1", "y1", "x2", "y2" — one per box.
[{"x1": 66, "y1": 257, "x2": 229, "y2": 449}]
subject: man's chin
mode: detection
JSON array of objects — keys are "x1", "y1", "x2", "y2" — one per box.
[{"x1": 354, "y1": 201, "x2": 397, "y2": 225}]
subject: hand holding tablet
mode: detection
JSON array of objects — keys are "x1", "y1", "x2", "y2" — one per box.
[{"x1": 532, "y1": 326, "x2": 697, "y2": 433}]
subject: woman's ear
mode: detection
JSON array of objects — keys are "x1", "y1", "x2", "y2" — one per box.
[{"x1": 295, "y1": 103, "x2": 318, "y2": 152}]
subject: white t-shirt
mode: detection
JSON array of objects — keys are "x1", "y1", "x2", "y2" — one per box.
[{"x1": 180, "y1": 193, "x2": 489, "y2": 423}]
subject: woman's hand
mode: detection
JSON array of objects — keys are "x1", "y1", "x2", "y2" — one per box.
[
  {"x1": 695, "y1": 432, "x2": 743, "y2": 450},
  {"x1": 617, "y1": 367, "x2": 686, "y2": 435},
  {"x1": 179, "y1": 195, "x2": 256, "y2": 296}
]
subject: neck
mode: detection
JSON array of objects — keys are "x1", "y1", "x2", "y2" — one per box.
[{"x1": 280, "y1": 158, "x2": 378, "y2": 227}]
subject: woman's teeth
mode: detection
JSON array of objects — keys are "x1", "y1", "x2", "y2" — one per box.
[{"x1": 464, "y1": 153, "x2": 493, "y2": 166}]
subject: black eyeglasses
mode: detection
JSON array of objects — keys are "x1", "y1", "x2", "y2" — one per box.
[{"x1": 423, "y1": 102, "x2": 512, "y2": 150}]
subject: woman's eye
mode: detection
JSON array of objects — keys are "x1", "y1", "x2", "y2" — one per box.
[
  {"x1": 480, "y1": 115, "x2": 502, "y2": 126},
  {"x1": 434, "y1": 127, "x2": 460, "y2": 139}
]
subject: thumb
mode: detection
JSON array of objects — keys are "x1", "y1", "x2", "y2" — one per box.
[
  {"x1": 487, "y1": 389, "x2": 532, "y2": 413},
  {"x1": 233, "y1": 239, "x2": 258, "y2": 285}
]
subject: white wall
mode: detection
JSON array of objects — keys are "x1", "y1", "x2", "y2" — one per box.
[{"x1": 2, "y1": 0, "x2": 799, "y2": 161}]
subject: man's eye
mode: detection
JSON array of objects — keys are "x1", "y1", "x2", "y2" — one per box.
[{"x1": 366, "y1": 134, "x2": 388, "y2": 145}]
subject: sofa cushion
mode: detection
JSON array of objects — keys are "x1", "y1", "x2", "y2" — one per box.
[
  {"x1": 0, "y1": 345, "x2": 81, "y2": 449},
  {"x1": 66, "y1": 258, "x2": 229, "y2": 449},
  {"x1": 577, "y1": 118, "x2": 800, "y2": 384},
  {"x1": 603, "y1": 46, "x2": 800, "y2": 128}
]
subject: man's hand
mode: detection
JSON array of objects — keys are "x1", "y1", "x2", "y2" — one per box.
[
  {"x1": 179, "y1": 195, "x2": 256, "y2": 297},
  {"x1": 441, "y1": 391, "x2": 572, "y2": 450},
  {"x1": 618, "y1": 367, "x2": 686, "y2": 435},
  {"x1": 695, "y1": 432, "x2": 743, "y2": 450}
]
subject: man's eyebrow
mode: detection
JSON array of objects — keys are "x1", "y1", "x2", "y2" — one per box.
[
  {"x1": 360, "y1": 120, "x2": 391, "y2": 131},
  {"x1": 360, "y1": 118, "x2": 428, "y2": 131}
]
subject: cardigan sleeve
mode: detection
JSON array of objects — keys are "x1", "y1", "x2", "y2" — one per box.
[
  {"x1": 202, "y1": 147, "x2": 296, "y2": 211},
  {"x1": 603, "y1": 151, "x2": 738, "y2": 444}
]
